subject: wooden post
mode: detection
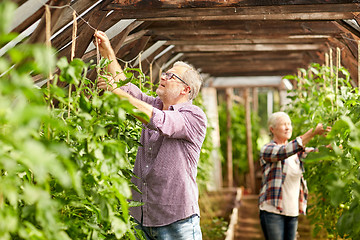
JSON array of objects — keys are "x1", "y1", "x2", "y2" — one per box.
[
  {"x1": 358, "y1": 40, "x2": 360, "y2": 89},
  {"x1": 149, "y1": 61, "x2": 153, "y2": 91},
  {"x1": 267, "y1": 90, "x2": 273, "y2": 118},
  {"x1": 336, "y1": 47, "x2": 341, "y2": 111},
  {"x1": 252, "y1": 87, "x2": 258, "y2": 115},
  {"x1": 244, "y1": 88, "x2": 255, "y2": 193},
  {"x1": 69, "y1": 11, "x2": 77, "y2": 117},
  {"x1": 226, "y1": 88, "x2": 233, "y2": 188},
  {"x1": 329, "y1": 48, "x2": 334, "y2": 91},
  {"x1": 325, "y1": 52, "x2": 329, "y2": 68},
  {"x1": 45, "y1": 5, "x2": 52, "y2": 140}
]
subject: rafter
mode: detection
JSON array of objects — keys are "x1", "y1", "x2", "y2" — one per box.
[
  {"x1": 174, "y1": 43, "x2": 324, "y2": 52},
  {"x1": 110, "y1": 0, "x2": 356, "y2": 9},
  {"x1": 147, "y1": 20, "x2": 344, "y2": 37},
  {"x1": 108, "y1": 4, "x2": 359, "y2": 21}
]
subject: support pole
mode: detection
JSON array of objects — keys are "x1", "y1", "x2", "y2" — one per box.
[
  {"x1": 226, "y1": 88, "x2": 233, "y2": 188},
  {"x1": 244, "y1": 88, "x2": 255, "y2": 193},
  {"x1": 358, "y1": 40, "x2": 360, "y2": 89},
  {"x1": 252, "y1": 87, "x2": 258, "y2": 115}
]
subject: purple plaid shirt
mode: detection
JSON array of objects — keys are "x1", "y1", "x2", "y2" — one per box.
[
  {"x1": 259, "y1": 137, "x2": 309, "y2": 215},
  {"x1": 121, "y1": 83, "x2": 207, "y2": 227}
]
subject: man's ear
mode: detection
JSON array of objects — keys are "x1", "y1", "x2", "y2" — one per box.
[{"x1": 180, "y1": 86, "x2": 191, "y2": 95}]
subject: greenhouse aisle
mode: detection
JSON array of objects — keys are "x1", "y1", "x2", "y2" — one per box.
[
  {"x1": 233, "y1": 194, "x2": 316, "y2": 240},
  {"x1": 234, "y1": 194, "x2": 263, "y2": 240}
]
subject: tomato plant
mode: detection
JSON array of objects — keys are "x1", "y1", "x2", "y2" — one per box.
[
  {"x1": 1, "y1": 4, "x2": 142, "y2": 238},
  {"x1": 0, "y1": 3, "x2": 215, "y2": 239},
  {"x1": 284, "y1": 62, "x2": 360, "y2": 239}
]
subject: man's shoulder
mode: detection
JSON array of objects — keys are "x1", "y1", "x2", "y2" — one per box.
[{"x1": 179, "y1": 104, "x2": 206, "y2": 117}]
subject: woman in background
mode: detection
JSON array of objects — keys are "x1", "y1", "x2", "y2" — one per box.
[{"x1": 259, "y1": 112, "x2": 331, "y2": 240}]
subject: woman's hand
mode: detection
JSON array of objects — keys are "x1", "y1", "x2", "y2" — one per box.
[
  {"x1": 314, "y1": 123, "x2": 332, "y2": 136},
  {"x1": 301, "y1": 123, "x2": 332, "y2": 146},
  {"x1": 97, "y1": 75, "x2": 116, "y2": 92}
]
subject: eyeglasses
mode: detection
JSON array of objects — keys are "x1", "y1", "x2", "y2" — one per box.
[{"x1": 161, "y1": 72, "x2": 189, "y2": 86}]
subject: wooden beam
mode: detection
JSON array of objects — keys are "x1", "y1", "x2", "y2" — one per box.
[
  {"x1": 139, "y1": 46, "x2": 167, "y2": 77},
  {"x1": 108, "y1": 4, "x2": 359, "y2": 21},
  {"x1": 12, "y1": 5, "x2": 44, "y2": 33},
  {"x1": 184, "y1": 51, "x2": 305, "y2": 59},
  {"x1": 328, "y1": 37, "x2": 359, "y2": 85},
  {"x1": 11, "y1": 0, "x2": 48, "y2": 31},
  {"x1": 27, "y1": 0, "x2": 71, "y2": 44},
  {"x1": 116, "y1": 36, "x2": 151, "y2": 62},
  {"x1": 198, "y1": 67, "x2": 304, "y2": 77},
  {"x1": 186, "y1": 52, "x2": 307, "y2": 63},
  {"x1": 82, "y1": 28, "x2": 150, "y2": 62},
  {"x1": 334, "y1": 20, "x2": 360, "y2": 39},
  {"x1": 110, "y1": 0, "x2": 356, "y2": 9},
  {"x1": 52, "y1": 0, "x2": 117, "y2": 54},
  {"x1": 122, "y1": 30, "x2": 150, "y2": 46},
  {"x1": 174, "y1": 43, "x2": 324, "y2": 52},
  {"x1": 340, "y1": 33, "x2": 360, "y2": 58},
  {"x1": 51, "y1": 0, "x2": 99, "y2": 34},
  {"x1": 148, "y1": 20, "x2": 343, "y2": 36},
  {"x1": 207, "y1": 70, "x2": 297, "y2": 78},
  {"x1": 164, "y1": 38, "x2": 328, "y2": 46},
  {"x1": 149, "y1": 50, "x2": 174, "y2": 84},
  {"x1": 198, "y1": 60, "x2": 304, "y2": 71},
  {"x1": 13, "y1": 0, "x2": 28, "y2": 6},
  {"x1": 153, "y1": 33, "x2": 333, "y2": 42},
  {"x1": 57, "y1": 2, "x2": 110, "y2": 60}
]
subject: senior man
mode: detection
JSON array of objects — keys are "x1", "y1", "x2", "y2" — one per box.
[{"x1": 94, "y1": 31, "x2": 206, "y2": 240}]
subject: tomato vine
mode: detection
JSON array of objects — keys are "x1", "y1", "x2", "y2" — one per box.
[
  {"x1": 0, "y1": 2, "x2": 214, "y2": 239},
  {"x1": 284, "y1": 62, "x2": 360, "y2": 239}
]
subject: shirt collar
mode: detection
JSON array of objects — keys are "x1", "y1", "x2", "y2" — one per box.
[
  {"x1": 168, "y1": 100, "x2": 193, "y2": 111},
  {"x1": 271, "y1": 139, "x2": 289, "y2": 145}
]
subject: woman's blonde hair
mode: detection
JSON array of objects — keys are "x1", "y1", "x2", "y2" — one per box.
[{"x1": 267, "y1": 112, "x2": 291, "y2": 137}]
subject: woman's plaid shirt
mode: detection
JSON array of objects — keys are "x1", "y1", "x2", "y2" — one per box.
[{"x1": 259, "y1": 137, "x2": 309, "y2": 215}]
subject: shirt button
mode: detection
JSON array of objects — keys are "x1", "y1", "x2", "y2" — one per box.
[
  {"x1": 149, "y1": 147, "x2": 152, "y2": 150},
  {"x1": 146, "y1": 165, "x2": 149, "y2": 168}
]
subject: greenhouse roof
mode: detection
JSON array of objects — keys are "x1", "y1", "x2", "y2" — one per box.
[{"x1": 6, "y1": 0, "x2": 360, "y2": 88}]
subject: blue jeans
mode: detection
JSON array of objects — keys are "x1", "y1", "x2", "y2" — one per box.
[
  {"x1": 135, "y1": 215, "x2": 202, "y2": 240},
  {"x1": 260, "y1": 210, "x2": 298, "y2": 240}
]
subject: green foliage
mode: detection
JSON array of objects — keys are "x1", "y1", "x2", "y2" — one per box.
[
  {"x1": 284, "y1": 62, "x2": 360, "y2": 239},
  {"x1": 218, "y1": 100, "x2": 260, "y2": 185},
  {"x1": 1, "y1": 29, "x2": 140, "y2": 240},
  {"x1": 201, "y1": 217, "x2": 228, "y2": 240},
  {"x1": 0, "y1": 2, "x2": 215, "y2": 239}
]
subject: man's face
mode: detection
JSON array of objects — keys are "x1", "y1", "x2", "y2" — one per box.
[{"x1": 156, "y1": 65, "x2": 189, "y2": 100}]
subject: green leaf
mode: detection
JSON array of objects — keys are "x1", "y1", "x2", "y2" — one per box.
[
  {"x1": 0, "y1": 57, "x2": 10, "y2": 73},
  {"x1": 79, "y1": 93, "x2": 92, "y2": 113},
  {"x1": 32, "y1": 45, "x2": 57, "y2": 75},
  {"x1": 0, "y1": 1, "x2": 17, "y2": 34},
  {"x1": 304, "y1": 147, "x2": 337, "y2": 163},
  {"x1": 111, "y1": 216, "x2": 128, "y2": 239},
  {"x1": 57, "y1": 57, "x2": 69, "y2": 71}
]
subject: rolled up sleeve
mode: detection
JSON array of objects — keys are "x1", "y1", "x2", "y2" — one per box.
[
  {"x1": 120, "y1": 83, "x2": 156, "y2": 105},
  {"x1": 261, "y1": 137, "x2": 304, "y2": 163},
  {"x1": 146, "y1": 106, "x2": 207, "y2": 141}
]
